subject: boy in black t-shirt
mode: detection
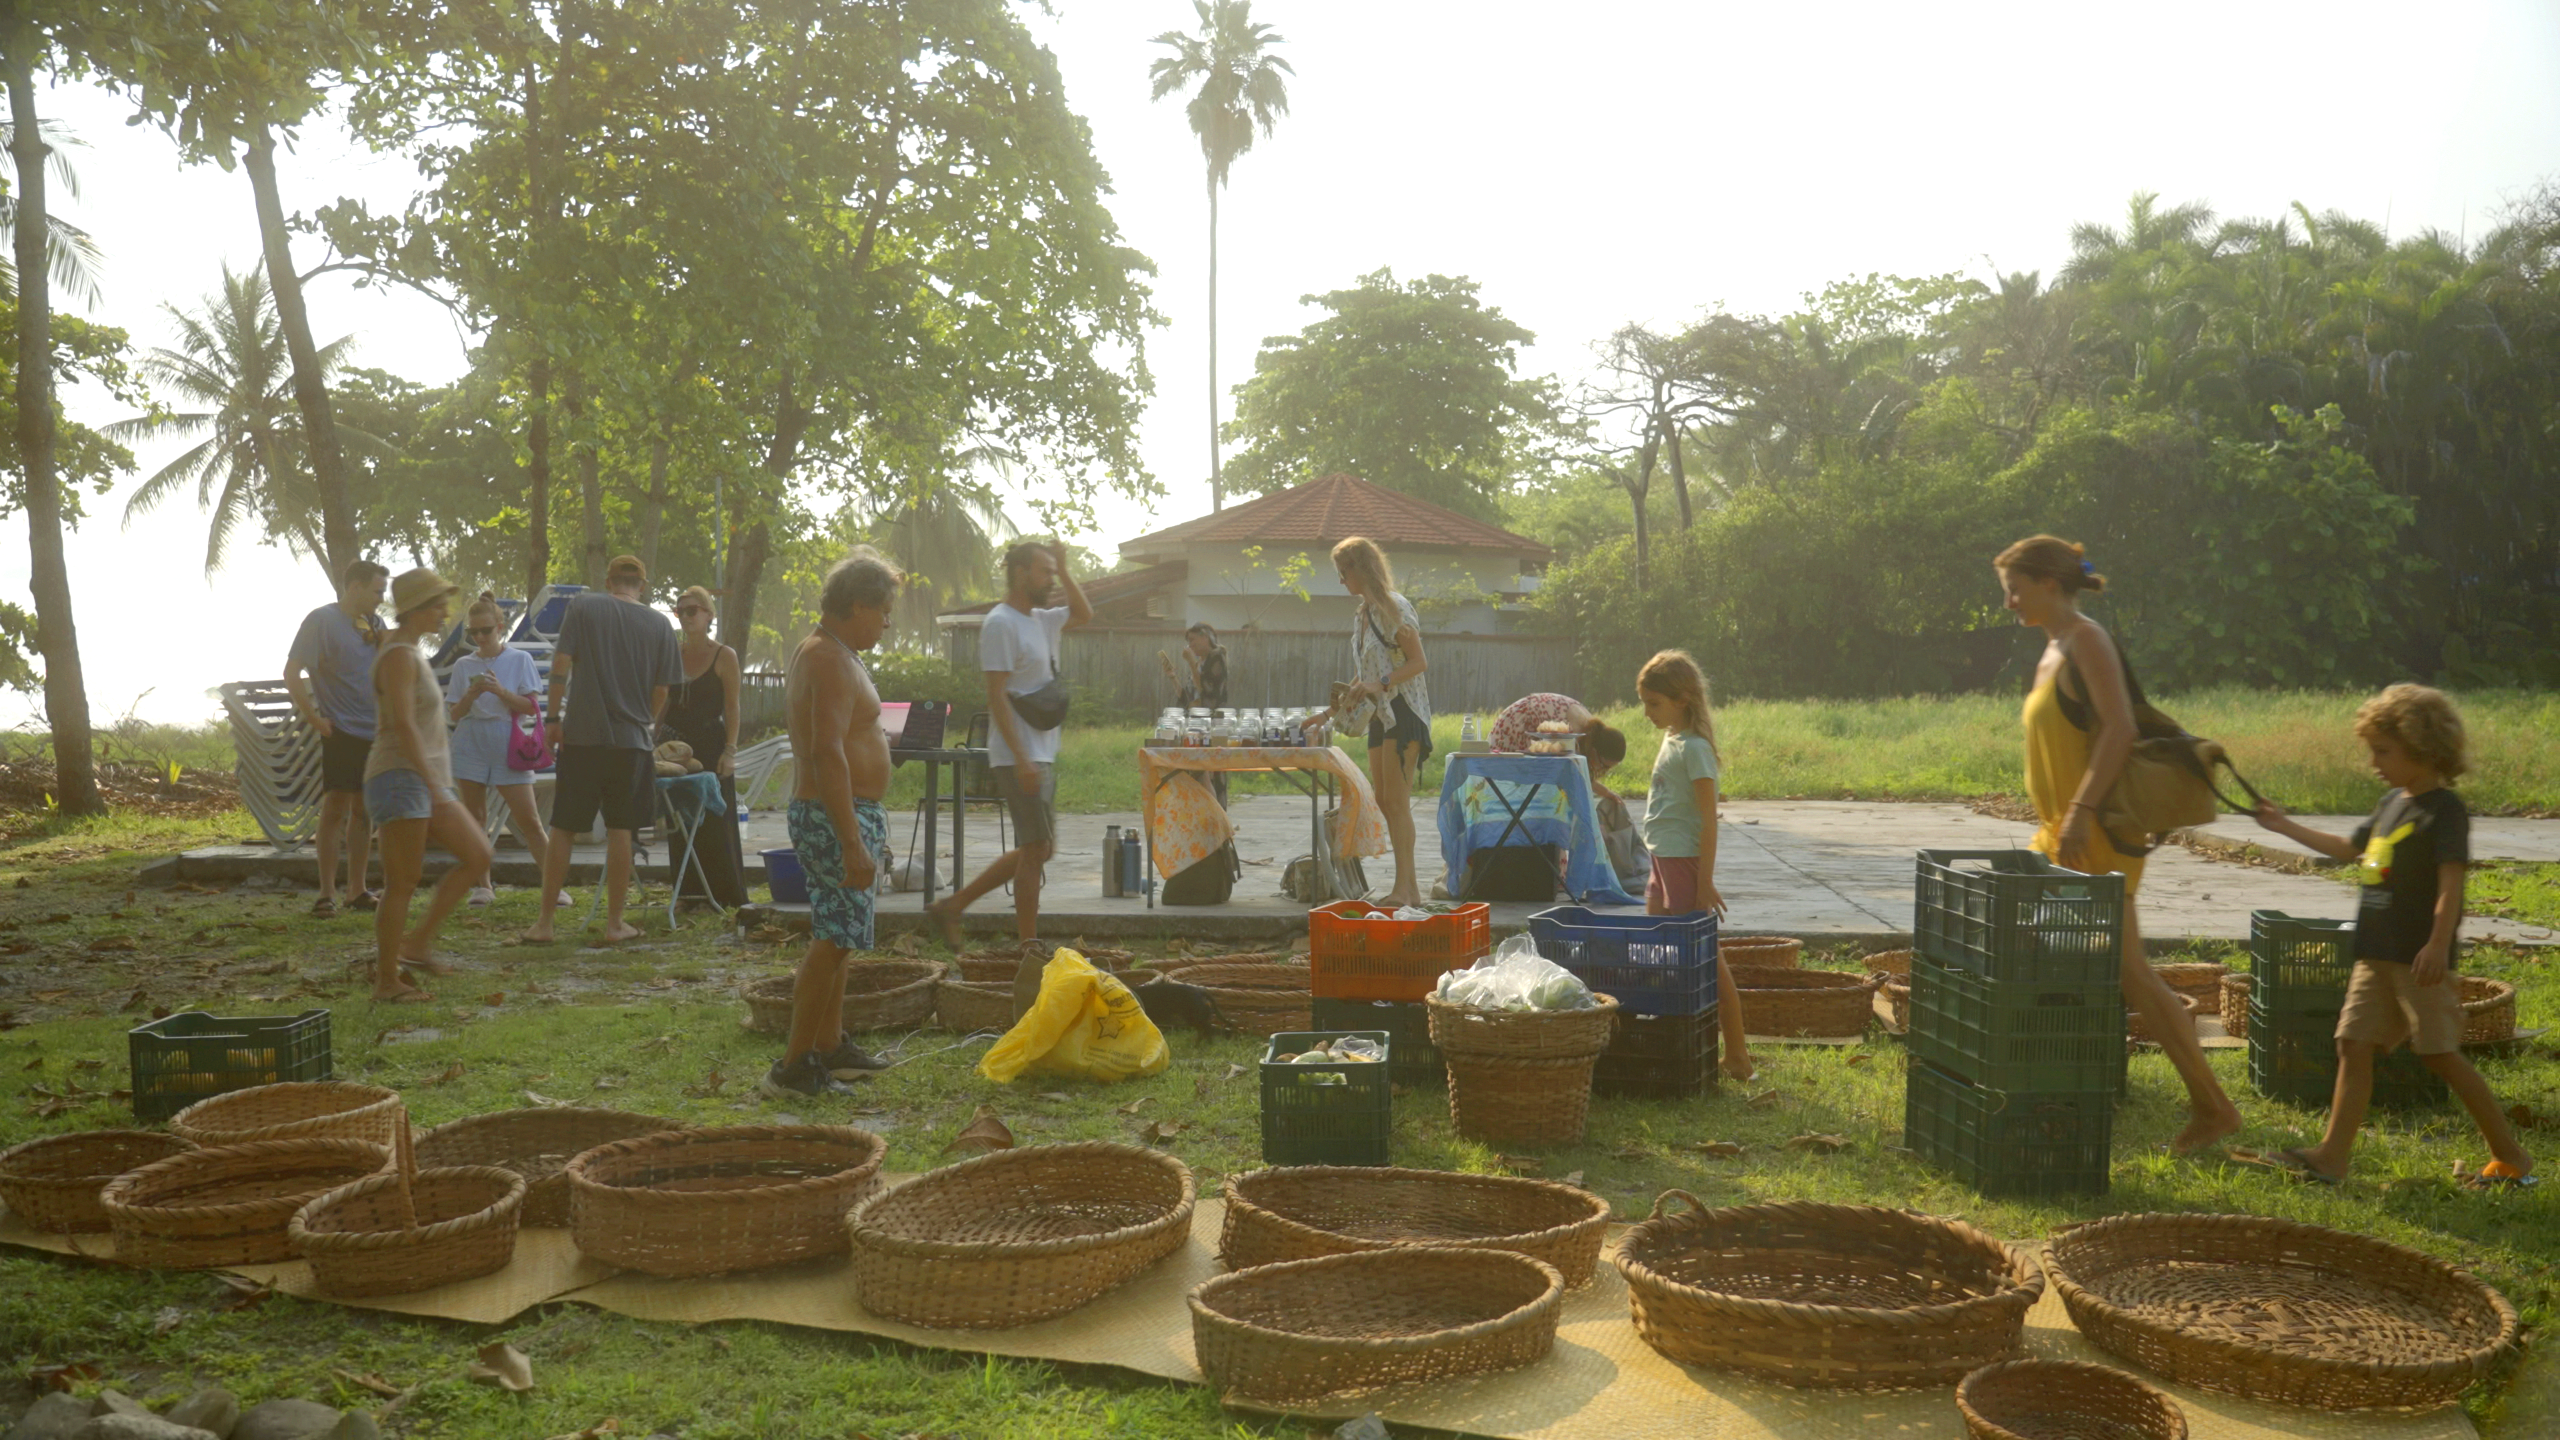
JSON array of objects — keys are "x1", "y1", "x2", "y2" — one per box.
[{"x1": 2252, "y1": 685, "x2": 2533, "y2": 1187}]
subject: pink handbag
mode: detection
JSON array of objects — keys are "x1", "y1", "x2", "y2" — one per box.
[{"x1": 507, "y1": 715, "x2": 554, "y2": 773}]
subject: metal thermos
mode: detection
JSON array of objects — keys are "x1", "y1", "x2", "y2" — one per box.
[
  {"x1": 1102, "y1": 826, "x2": 1124, "y2": 897},
  {"x1": 1122, "y1": 831, "x2": 1145, "y2": 896}
]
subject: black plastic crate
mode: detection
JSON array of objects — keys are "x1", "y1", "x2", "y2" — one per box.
[
  {"x1": 1913, "y1": 849, "x2": 2123, "y2": 986},
  {"x1": 1904, "y1": 1059, "x2": 2111, "y2": 1197},
  {"x1": 1526, "y1": 907, "x2": 1718, "y2": 1016},
  {"x1": 2247, "y1": 1008, "x2": 2450, "y2": 1110},
  {"x1": 1260, "y1": 1029, "x2": 1393, "y2": 1166},
  {"x1": 1311, "y1": 998, "x2": 1442, "y2": 1084},
  {"x1": 1907, "y1": 953, "x2": 2124, "y2": 1095},
  {"x1": 1594, "y1": 1009, "x2": 1719, "y2": 1099},
  {"x1": 2248, "y1": 910, "x2": 2358, "y2": 1011},
  {"x1": 128, "y1": 1009, "x2": 333, "y2": 1122}
]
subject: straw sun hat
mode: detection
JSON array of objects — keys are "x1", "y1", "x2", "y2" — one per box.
[{"x1": 389, "y1": 567, "x2": 460, "y2": 620}]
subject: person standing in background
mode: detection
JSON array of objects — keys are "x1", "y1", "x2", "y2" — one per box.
[
  {"x1": 443, "y1": 593, "x2": 558, "y2": 907},
  {"x1": 1304, "y1": 537, "x2": 1431, "y2": 907},
  {"x1": 658, "y1": 585, "x2": 749, "y2": 909},
  {"x1": 284, "y1": 558, "x2": 389, "y2": 917},
  {"x1": 519, "y1": 555, "x2": 682, "y2": 946},
  {"x1": 1488, "y1": 691, "x2": 1620, "y2": 765},
  {"x1": 1176, "y1": 623, "x2": 1228, "y2": 708}
]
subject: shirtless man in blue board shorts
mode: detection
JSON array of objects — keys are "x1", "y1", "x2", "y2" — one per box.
[{"x1": 760, "y1": 548, "x2": 906, "y2": 1099}]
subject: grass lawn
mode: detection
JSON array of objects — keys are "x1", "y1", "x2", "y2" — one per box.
[{"x1": 4, "y1": 811, "x2": 2558, "y2": 1436}]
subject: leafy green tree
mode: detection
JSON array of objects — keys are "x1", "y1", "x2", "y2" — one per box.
[
  {"x1": 1224, "y1": 269, "x2": 1559, "y2": 520},
  {"x1": 0, "y1": 295, "x2": 143, "y2": 699},
  {"x1": 1150, "y1": 0, "x2": 1290, "y2": 512}
]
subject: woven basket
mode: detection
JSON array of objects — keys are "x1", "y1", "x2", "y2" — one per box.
[
  {"x1": 1158, "y1": 962, "x2": 1313, "y2": 1035},
  {"x1": 2220, "y1": 974, "x2": 2252, "y2": 1039},
  {"x1": 848, "y1": 1142, "x2": 1194, "y2": 1328},
  {"x1": 413, "y1": 1108, "x2": 680, "y2": 1228},
  {"x1": 169, "y1": 1081, "x2": 406, "y2": 1150},
  {"x1": 1618, "y1": 1193, "x2": 2045, "y2": 1389},
  {"x1": 2045, "y1": 1213, "x2": 2517, "y2": 1411},
  {"x1": 1729, "y1": 965, "x2": 1884, "y2": 1038},
  {"x1": 1221, "y1": 1166, "x2": 1609, "y2": 1286},
  {"x1": 101, "y1": 1138, "x2": 390, "y2": 1269},
  {"x1": 0, "y1": 1131, "x2": 196, "y2": 1234},
  {"x1": 1425, "y1": 992, "x2": 1620, "y2": 1060},
  {"x1": 1720, "y1": 934, "x2": 1803, "y2": 969},
  {"x1": 2127, "y1": 991, "x2": 2205, "y2": 1044},
  {"x1": 1867, "y1": 950, "x2": 1914, "y2": 1031},
  {"x1": 934, "y1": 979, "x2": 1021, "y2": 1034},
  {"x1": 739, "y1": 960, "x2": 942, "y2": 1037},
  {"x1": 1958, "y1": 1359, "x2": 2187, "y2": 1440},
  {"x1": 1190, "y1": 1248, "x2": 1564, "y2": 1405},
  {"x1": 1865, "y1": 949, "x2": 1912, "y2": 979},
  {"x1": 2151, "y1": 961, "x2": 2228, "y2": 1004},
  {"x1": 954, "y1": 950, "x2": 1149, "y2": 984},
  {"x1": 2461, "y1": 976, "x2": 2516, "y2": 1045},
  {"x1": 291, "y1": 1160, "x2": 526, "y2": 1299},
  {"x1": 569, "y1": 1125, "x2": 888, "y2": 1277},
  {"x1": 1444, "y1": 1053, "x2": 1599, "y2": 1145}
]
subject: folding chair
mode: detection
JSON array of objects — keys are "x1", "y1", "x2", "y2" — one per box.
[{"x1": 731, "y1": 734, "x2": 794, "y2": 814}]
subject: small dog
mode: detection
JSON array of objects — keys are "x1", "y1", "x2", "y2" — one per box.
[{"x1": 1131, "y1": 979, "x2": 1227, "y2": 1038}]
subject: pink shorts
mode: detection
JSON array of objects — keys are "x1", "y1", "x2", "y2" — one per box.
[{"x1": 1646, "y1": 856, "x2": 1698, "y2": 914}]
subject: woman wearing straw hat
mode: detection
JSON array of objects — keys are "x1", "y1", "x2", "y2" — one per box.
[{"x1": 366, "y1": 567, "x2": 494, "y2": 1003}]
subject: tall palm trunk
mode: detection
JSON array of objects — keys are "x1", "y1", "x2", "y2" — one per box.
[
  {"x1": 1207, "y1": 175, "x2": 1220, "y2": 511},
  {"x1": 719, "y1": 388, "x2": 814, "y2": 661},
  {"x1": 242, "y1": 119, "x2": 355, "y2": 578},
  {"x1": 638, "y1": 426, "x2": 671, "y2": 577},
  {"x1": 565, "y1": 366, "x2": 604, "y2": 586},
  {"x1": 524, "y1": 352, "x2": 553, "y2": 603},
  {"x1": 5, "y1": 26, "x2": 101, "y2": 816}
]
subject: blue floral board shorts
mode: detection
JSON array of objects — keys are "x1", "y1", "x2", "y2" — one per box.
[{"x1": 788, "y1": 797, "x2": 886, "y2": 950}]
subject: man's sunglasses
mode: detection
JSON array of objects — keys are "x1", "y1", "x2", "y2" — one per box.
[{"x1": 466, "y1": 626, "x2": 497, "y2": 638}]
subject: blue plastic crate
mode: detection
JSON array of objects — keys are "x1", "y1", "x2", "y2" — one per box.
[{"x1": 1527, "y1": 906, "x2": 1718, "y2": 1016}]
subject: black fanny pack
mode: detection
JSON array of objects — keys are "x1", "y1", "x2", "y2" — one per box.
[{"x1": 1010, "y1": 650, "x2": 1070, "y2": 732}]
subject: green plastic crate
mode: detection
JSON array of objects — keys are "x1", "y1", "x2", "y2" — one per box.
[
  {"x1": 1260, "y1": 1030, "x2": 1392, "y2": 1166},
  {"x1": 1913, "y1": 850, "x2": 2124, "y2": 986},
  {"x1": 1904, "y1": 1059, "x2": 2111, "y2": 1197},
  {"x1": 2247, "y1": 1006, "x2": 2450, "y2": 1110},
  {"x1": 1594, "y1": 1008, "x2": 1721, "y2": 1100},
  {"x1": 2249, "y1": 910, "x2": 2358, "y2": 1009},
  {"x1": 1906, "y1": 953, "x2": 2124, "y2": 1095},
  {"x1": 1311, "y1": 998, "x2": 1441, "y2": 1085},
  {"x1": 128, "y1": 1009, "x2": 333, "y2": 1122}
]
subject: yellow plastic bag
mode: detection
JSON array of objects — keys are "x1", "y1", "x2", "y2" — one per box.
[{"x1": 977, "y1": 947, "x2": 1169, "y2": 1084}]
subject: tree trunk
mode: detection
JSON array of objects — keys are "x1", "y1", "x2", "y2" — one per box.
[
  {"x1": 242, "y1": 119, "x2": 355, "y2": 579},
  {"x1": 639, "y1": 426, "x2": 671, "y2": 578},
  {"x1": 719, "y1": 389, "x2": 814, "y2": 661},
  {"x1": 565, "y1": 367, "x2": 605, "y2": 587},
  {"x1": 1207, "y1": 174, "x2": 1220, "y2": 511},
  {"x1": 523, "y1": 352, "x2": 552, "y2": 604},
  {"x1": 6, "y1": 31, "x2": 101, "y2": 816},
  {"x1": 1664, "y1": 411, "x2": 1694, "y2": 529}
]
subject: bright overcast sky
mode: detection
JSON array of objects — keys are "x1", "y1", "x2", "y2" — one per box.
[{"x1": 8, "y1": 0, "x2": 2559, "y2": 726}]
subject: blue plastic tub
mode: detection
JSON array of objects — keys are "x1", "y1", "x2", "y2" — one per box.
[
  {"x1": 1527, "y1": 906, "x2": 1719, "y2": 1015},
  {"x1": 762, "y1": 847, "x2": 808, "y2": 904}
]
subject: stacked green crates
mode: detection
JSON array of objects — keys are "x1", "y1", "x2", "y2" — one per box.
[
  {"x1": 2248, "y1": 911, "x2": 2448, "y2": 1109},
  {"x1": 1905, "y1": 850, "x2": 2124, "y2": 1195}
]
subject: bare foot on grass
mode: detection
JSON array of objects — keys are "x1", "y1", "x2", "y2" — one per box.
[
  {"x1": 596, "y1": 920, "x2": 643, "y2": 945},
  {"x1": 372, "y1": 981, "x2": 435, "y2": 1004},
  {"x1": 513, "y1": 925, "x2": 556, "y2": 946},
  {"x1": 2170, "y1": 1105, "x2": 2245, "y2": 1157},
  {"x1": 398, "y1": 946, "x2": 457, "y2": 977}
]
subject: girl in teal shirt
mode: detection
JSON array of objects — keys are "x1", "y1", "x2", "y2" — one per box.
[{"x1": 1638, "y1": 650, "x2": 1753, "y2": 1080}]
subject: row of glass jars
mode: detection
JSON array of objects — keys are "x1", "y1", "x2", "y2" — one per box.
[{"x1": 1152, "y1": 707, "x2": 1322, "y2": 746}]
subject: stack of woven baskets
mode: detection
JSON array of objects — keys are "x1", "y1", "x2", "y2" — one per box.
[{"x1": 1424, "y1": 990, "x2": 1619, "y2": 1145}]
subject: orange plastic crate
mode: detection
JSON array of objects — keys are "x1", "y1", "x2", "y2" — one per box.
[{"x1": 1307, "y1": 901, "x2": 1493, "y2": 1001}]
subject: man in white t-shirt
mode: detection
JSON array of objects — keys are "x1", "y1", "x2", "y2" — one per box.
[{"x1": 927, "y1": 542, "x2": 1091, "y2": 987}]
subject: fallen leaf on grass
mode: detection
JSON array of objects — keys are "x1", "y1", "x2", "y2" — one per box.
[
  {"x1": 1845, "y1": 1053, "x2": 1873, "y2": 1067},
  {"x1": 0, "y1": 1011, "x2": 21, "y2": 1030},
  {"x1": 591, "y1": 1075, "x2": 625, "y2": 1091},
  {"x1": 1222, "y1": 1063, "x2": 1247, "y2": 1080},
  {"x1": 681, "y1": 1067, "x2": 727, "y2": 1098},
  {"x1": 214, "y1": 1275, "x2": 275, "y2": 1312},
  {"x1": 333, "y1": 1369, "x2": 404, "y2": 1399},
  {"x1": 87, "y1": 935, "x2": 137, "y2": 953},
  {"x1": 884, "y1": 932, "x2": 925, "y2": 956},
  {"x1": 1117, "y1": 1096, "x2": 1152, "y2": 1115},
  {"x1": 1609, "y1": 1143, "x2": 1652, "y2": 1162},
  {"x1": 1557, "y1": 1169, "x2": 1585, "y2": 1188},
  {"x1": 524, "y1": 1091, "x2": 570, "y2": 1109},
  {"x1": 469, "y1": 1342, "x2": 534, "y2": 1392},
  {"x1": 1683, "y1": 1141, "x2": 1746, "y2": 1158},
  {"x1": 120, "y1": 987, "x2": 150, "y2": 1012},
  {"x1": 2507, "y1": 1103, "x2": 2552, "y2": 1131},
  {"x1": 151, "y1": 1306, "x2": 186, "y2": 1335},
  {"x1": 1139, "y1": 1119, "x2": 1184, "y2": 1145},
  {"x1": 420, "y1": 1063, "x2": 466, "y2": 1086},
  {"x1": 26, "y1": 1097, "x2": 75, "y2": 1118},
  {"x1": 29, "y1": 990, "x2": 70, "y2": 1003},
  {"x1": 18, "y1": 1055, "x2": 39, "y2": 1071},
  {"x1": 70, "y1": 1057, "x2": 101, "y2": 1070},
  {"x1": 1033, "y1": 1092, "x2": 1073, "y2": 1103},
  {"x1": 1784, "y1": 1134, "x2": 1850, "y2": 1154},
  {"x1": 637, "y1": 1034, "x2": 678, "y2": 1053},
  {"x1": 544, "y1": 1422, "x2": 620, "y2": 1440},
  {"x1": 30, "y1": 1361, "x2": 103, "y2": 1391},
  {"x1": 482, "y1": 992, "x2": 508, "y2": 1007},
  {"x1": 942, "y1": 1105, "x2": 1015, "y2": 1155},
  {"x1": 1746, "y1": 1089, "x2": 1784, "y2": 1109},
  {"x1": 643, "y1": 977, "x2": 679, "y2": 990},
  {"x1": 1493, "y1": 1155, "x2": 1542, "y2": 1176}
]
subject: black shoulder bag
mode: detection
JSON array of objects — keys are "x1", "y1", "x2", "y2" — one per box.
[{"x1": 1008, "y1": 630, "x2": 1071, "y2": 732}]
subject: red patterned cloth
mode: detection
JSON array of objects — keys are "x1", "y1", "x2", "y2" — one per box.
[{"x1": 1490, "y1": 692, "x2": 1586, "y2": 754}]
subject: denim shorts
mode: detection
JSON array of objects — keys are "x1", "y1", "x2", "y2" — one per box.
[
  {"x1": 364, "y1": 768, "x2": 450, "y2": 825},
  {"x1": 450, "y1": 716, "x2": 534, "y2": 787}
]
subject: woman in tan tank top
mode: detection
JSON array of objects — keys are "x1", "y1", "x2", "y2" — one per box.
[{"x1": 365, "y1": 569, "x2": 493, "y2": 1002}]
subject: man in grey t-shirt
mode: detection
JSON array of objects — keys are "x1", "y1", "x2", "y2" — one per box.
[
  {"x1": 519, "y1": 554, "x2": 681, "y2": 944},
  {"x1": 283, "y1": 558, "x2": 388, "y2": 915}
]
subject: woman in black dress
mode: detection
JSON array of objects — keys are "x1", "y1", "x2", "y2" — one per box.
[{"x1": 657, "y1": 585, "x2": 750, "y2": 907}]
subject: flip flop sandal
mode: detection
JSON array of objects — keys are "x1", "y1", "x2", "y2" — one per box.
[
  {"x1": 349, "y1": 891, "x2": 382, "y2": 912},
  {"x1": 2265, "y1": 1147, "x2": 2345, "y2": 1186},
  {"x1": 309, "y1": 896, "x2": 338, "y2": 918},
  {"x1": 2460, "y1": 1164, "x2": 2540, "y2": 1191}
]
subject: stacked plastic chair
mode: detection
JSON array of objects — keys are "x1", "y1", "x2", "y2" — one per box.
[{"x1": 220, "y1": 681, "x2": 323, "y2": 848}]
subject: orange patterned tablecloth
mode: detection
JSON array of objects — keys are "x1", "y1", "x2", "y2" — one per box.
[{"x1": 1139, "y1": 745, "x2": 1390, "y2": 878}]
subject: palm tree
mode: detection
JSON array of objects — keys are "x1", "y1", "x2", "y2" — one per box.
[
  {"x1": 868, "y1": 443, "x2": 1022, "y2": 647},
  {"x1": 0, "y1": 121, "x2": 103, "y2": 308},
  {"x1": 1148, "y1": 0, "x2": 1291, "y2": 512},
  {"x1": 108, "y1": 263, "x2": 377, "y2": 577}
]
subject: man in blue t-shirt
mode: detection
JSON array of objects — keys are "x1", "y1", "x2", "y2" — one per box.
[{"x1": 283, "y1": 559, "x2": 389, "y2": 915}]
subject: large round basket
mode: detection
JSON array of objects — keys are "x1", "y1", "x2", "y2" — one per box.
[
  {"x1": 1221, "y1": 1166, "x2": 1609, "y2": 1286},
  {"x1": 2151, "y1": 962, "x2": 2228, "y2": 1005},
  {"x1": 1424, "y1": 992, "x2": 1619, "y2": 1060},
  {"x1": 413, "y1": 1108, "x2": 680, "y2": 1228},
  {"x1": 1443, "y1": 1053, "x2": 1599, "y2": 1145},
  {"x1": 568, "y1": 1125, "x2": 888, "y2": 1277},
  {"x1": 0, "y1": 1131, "x2": 196, "y2": 1233},
  {"x1": 2127, "y1": 992, "x2": 2205, "y2": 1044},
  {"x1": 2461, "y1": 976, "x2": 2516, "y2": 1045},
  {"x1": 848, "y1": 1142, "x2": 1194, "y2": 1329},
  {"x1": 1729, "y1": 966, "x2": 1883, "y2": 1038},
  {"x1": 934, "y1": 979, "x2": 1021, "y2": 1034},
  {"x1": 1866, "y1": 950, "x2": 1914, "y2": 1031},
  {"x1": 1190, "y1": 1248, "x2": 1564, "y2": 1405},
  {"x1": 1617, "y1": 1193, "x2": 2045, "y2": 1389},
  {"x1": 1157, "y1": 962, "x2": 1313, "y2": 1035},
  {"x1": 169, "y1": 1081, "x2": 406, "y2": 1150},
  {"x1": 1720, "y1": 935, "x2": 1803, "y2": 969},
  {"x1": 101, "y1": 1138, "x2": 390, "y2": 1269},
  {"x1": 740, "y1": 960, "x2": 941, "y2": 1037},
  {"x1": 2045, "y1": 1213, "x2": 2516, "y2": 1411},
  {"x1": 1957, "y1": 1359, "x2": 2187, "y2": 1440},
  {"x1": 291, "y1": 1165, "x2": 526, "y2": 1299},
  {"x1": 2220, "y1": 974, "x2": 2252, "y2": 1039}
]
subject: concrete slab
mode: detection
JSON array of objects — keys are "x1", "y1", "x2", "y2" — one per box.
[
  {"x1": 2188, "y1": 813, "x2": 2560, "y2": 863},
  {"x1": 170, "y1": 798, "x2": 2557, "y2": 947}
]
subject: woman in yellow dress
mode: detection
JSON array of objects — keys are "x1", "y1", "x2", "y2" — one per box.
[{"x1": 1999, "y1": 535, "x2": 2242, "y2": 1155}]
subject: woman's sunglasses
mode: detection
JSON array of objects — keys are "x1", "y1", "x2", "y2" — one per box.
[
  {"x1": 675, "y1": 606, "x2": 706, "y2": 618},
  {"x1": 466, "y1": 626, "x2": 496, "y2": 638}
]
